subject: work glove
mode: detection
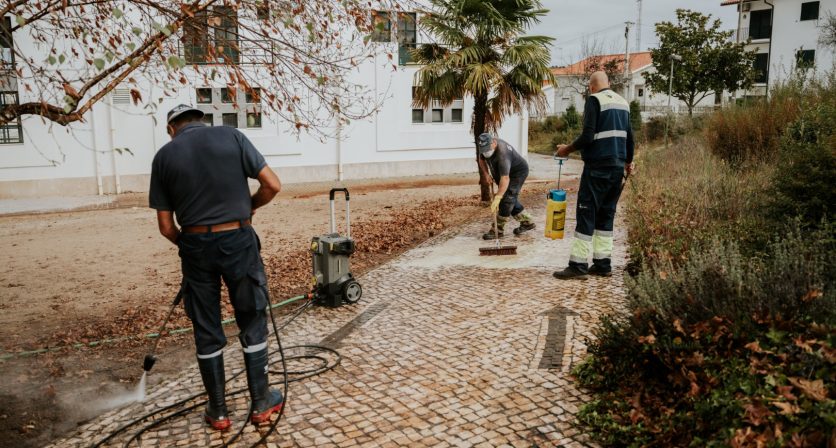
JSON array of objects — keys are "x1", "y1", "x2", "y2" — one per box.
[{"x1": 490, "y1": 196, "x2": 502, "y2": 214}]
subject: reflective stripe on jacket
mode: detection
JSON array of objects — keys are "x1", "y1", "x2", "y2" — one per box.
[{"x1": 586, "y1": 90, "x2": 630, "y2": 165}]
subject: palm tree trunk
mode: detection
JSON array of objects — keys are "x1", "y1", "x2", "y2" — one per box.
[{"x1": 473, "y1": 92, "x2": 491, "y2": 202}]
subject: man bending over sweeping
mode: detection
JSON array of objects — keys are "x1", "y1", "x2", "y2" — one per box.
[{"x1": 478, "y1": 132, "x2": 536, "y2": 239}]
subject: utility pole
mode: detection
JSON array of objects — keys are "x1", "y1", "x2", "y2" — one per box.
[
  {"x1": 624, "y1": 21, "x2": 634, "y2": 101},
  {"x1": 635, "y1": 0, "x2": 643, "y2": 53}
]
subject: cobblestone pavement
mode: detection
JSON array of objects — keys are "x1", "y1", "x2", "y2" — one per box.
[{"x1": 48, "y1": 195, "x2": 627, "y2": 448}]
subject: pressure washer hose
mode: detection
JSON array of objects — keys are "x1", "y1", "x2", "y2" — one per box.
[{"x1": 91, "y1": 294, "x2": 340, "y2": 448}]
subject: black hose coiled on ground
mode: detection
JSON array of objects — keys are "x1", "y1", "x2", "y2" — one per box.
[{"x1": 91, "y1": 296, "x2": 339, "y2": 448}]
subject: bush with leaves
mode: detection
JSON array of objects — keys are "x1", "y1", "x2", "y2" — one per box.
[
  {"x1": 629, "y1": 100, "x2": 642, "y2": 133},
  {"x1": 576, "y1": 230, "x2": 836, "y2": 447},
  {"x1": 564, "y1": 104, "x2": 581, "y2": 129}
]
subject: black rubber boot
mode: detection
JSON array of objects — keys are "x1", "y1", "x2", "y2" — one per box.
[
  {"x1": 243, "y1": 346, "x2": 284, "y2": 425},
  {"x1": 588, "y1": 264, "x2": 613, "y2": 277},
  {"x1": 552, "y1": 266, "x2": 589, "y2": 280},
  {"x1": 513, "y1": 221, "x2": 536, "y2": 235},
  {"x1": 197, "y1": 354, "x2": 231, "y2": 431}
]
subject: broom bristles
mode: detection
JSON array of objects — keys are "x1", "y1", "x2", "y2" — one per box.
[{"x1": 479, "y1": 245, "x2": 518, "y2": 256}]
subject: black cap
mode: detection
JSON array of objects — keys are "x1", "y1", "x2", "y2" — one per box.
[{"x1": 166, "y1": 104, "x2": 204, "y2": 124}]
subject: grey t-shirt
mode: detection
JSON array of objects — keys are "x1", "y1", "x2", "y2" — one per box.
[
  {"x1": 149, "y1": 123, "x2": 266, "y2": 227},
  {"x1": 486, "y1": 139, "x2": 528, "y2": 183}
]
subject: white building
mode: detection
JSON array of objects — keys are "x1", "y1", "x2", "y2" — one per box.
[
  {"x1": 533, "y1": 52, "x2": 718, "y2": 119},
  {"x1": 722, "y1": 0, "x2": 835, "y2": 96},
  {"x1": 0, "y1": 8, "x2": 527, "y2": 199}
]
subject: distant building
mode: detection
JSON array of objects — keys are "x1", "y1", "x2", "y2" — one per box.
[
  {"x1": 722, "y1": 0, "x2": 835, "y2": 97},
  {"x1": 533, "y1": 52, "x2": 718, "y2": 119},
  {"x1": 0, "y1": 6, "x2": 527, "y2": 199}
]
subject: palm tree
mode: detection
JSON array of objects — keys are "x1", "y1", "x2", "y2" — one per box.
[{"x1": 412, "y1": 0, "x2": 554, "y2": 201}]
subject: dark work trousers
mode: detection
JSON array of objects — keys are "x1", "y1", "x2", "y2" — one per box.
[
  {"x1": 569, "y1": 165, "x2": 624, "y2": 273},
  {"x1": 178, "y1": 226, "x2": 270, "y2": 357},
  {"x1": 498, "y1": 166, "x2": 530, "y2": 218}
]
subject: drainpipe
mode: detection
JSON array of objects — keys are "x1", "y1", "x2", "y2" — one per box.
[
  {"x1": 764, "y1": 0, "x2": 774, "y2": 99},
  {"x1": 518, "y1": 111, "x2": 525, "y2": 157},
  {"x1": 90, "y1": 106, "x2": 104, "y2": 195},
  {"x1": 107, "y1": 95, "x2": 122, "y2": 194}
]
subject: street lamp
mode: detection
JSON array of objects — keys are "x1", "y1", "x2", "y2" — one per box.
[{"x1": 664, "y1": 54, "x2": 682, "y2": 147}]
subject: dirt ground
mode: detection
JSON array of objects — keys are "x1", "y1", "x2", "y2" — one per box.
[{"x1": 0, "y1": 174, "x2": 559, "y2": 448}]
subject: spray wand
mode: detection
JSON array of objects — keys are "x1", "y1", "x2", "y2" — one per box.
[{"x1": 143, "y1": 288, "x2": 184, "y2": 372}]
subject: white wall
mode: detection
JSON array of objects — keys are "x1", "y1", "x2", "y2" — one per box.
[
  {"x1": 734, "y1": 0, "x2": 835, "y2": 94},
  {"x1": 0, "y1": 15, "x2": 527, "y2": 198}
]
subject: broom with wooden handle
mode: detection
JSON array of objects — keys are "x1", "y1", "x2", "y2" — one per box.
[{"x1": 479, "y1": 177, "x2": 518, "y2": 256}]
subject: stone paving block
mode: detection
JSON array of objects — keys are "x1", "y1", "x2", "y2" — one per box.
[{"x1": 46, "y1": 204, "x2": 625, "y2": 448}]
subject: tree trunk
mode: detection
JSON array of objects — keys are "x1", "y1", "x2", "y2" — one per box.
[{"x1": 472, "y1": 93, "x2": 491, "y2": 202}]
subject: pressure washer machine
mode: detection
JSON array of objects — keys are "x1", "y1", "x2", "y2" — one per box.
[{"x1": 310, "y1": 188, "x2": 363, "y2": 307}]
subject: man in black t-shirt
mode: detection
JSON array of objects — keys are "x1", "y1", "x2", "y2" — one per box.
[
  {"x1": 477, "y1": 132, "x2": 535, "y2": 239},
  {"x1": 149, "y1": 104, "x2": 284, "y2": 431}
]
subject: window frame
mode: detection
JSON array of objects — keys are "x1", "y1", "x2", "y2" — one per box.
[
  {"x1": 749, "y1": 9, "x2": 772, "y2": 40},
  {"x1": 796, "y1": 49, "x2": 815, "y2": 68},
  {"x1": 1, "y1": 17, "x2": 14, "y2": 67},
  {"x1": 753, "y1": 53, "x2": 769, "y2": 84},
  {"x1": 800, "y1": 1, "x2": 820, "y2": 21},
  {"x1": 0, "y1": 91, "x2": 23, "y2": 144},
  {"x1": 182, "y1": 7, "x2": 240, "y2": 65}
]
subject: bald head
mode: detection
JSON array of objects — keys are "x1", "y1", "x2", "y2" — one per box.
[{"x1": 589, "y1": 71, "x2": 610, "y2": 94}]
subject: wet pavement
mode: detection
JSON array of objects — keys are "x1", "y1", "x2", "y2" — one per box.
[{"x1": 47, "y1": 186, "x2": 625, "y2": 448}]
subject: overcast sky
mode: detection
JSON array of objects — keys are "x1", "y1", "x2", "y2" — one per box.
[{"x1": 528, "y1": 0, "x2": 739, "y2": 66}]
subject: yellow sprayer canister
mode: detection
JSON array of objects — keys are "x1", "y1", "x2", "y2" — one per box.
[
  {"x1": 545, "y1": 189, "x2": 567, "y2": 239},
  {"x1": 545, "y1": 156, "x2": 568, "y2": 240}
]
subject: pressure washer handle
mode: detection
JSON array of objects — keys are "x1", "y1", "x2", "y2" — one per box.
[{"x1": 328, "y1": 188, "x2": 351, "y2": 238}]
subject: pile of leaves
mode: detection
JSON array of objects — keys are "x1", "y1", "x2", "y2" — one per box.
[
  {"x1": 575, "y1": 232, "x2": 835, "y2": 447},
  {"x1": 36, "y1": 195, "x2": 482, "y2": 354}
]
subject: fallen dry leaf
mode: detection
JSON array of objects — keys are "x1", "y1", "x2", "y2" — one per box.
[{"x1": 788, "y1": 377, "x2": 828, "y2": 402}]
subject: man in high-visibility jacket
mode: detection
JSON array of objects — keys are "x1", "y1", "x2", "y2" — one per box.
[{"x1": 553, "y1": 71, "x2": 635, "y2": 280}]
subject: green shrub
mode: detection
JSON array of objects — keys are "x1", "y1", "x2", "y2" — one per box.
[
  {"x1": 629, "y1": 100, "x2": 642, "y2": 132},
  {"x1": 541, "y1": 115, "x2": 566, "y2": 133},
  {"x1": 577, "y1": 229, "x2": 836, "y2": 447},
  {"x1": 643, "y1": 113, "x2": 710, "y2": 144},
  {"x1": 765, "y1": 143, "x2": 836, "y2": 229},
  {"x1": 564, "y1": 104, "x2": 580, "y2": 129}
]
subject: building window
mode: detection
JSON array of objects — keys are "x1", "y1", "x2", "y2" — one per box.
[
  {"x1": 1, "y1": 17, "x2": 13, "y2": 67},
  {"x1": 451, "y1": 108, "x2": 463, "y2": 123},
  {"x1": 753, "y1": 53, "x2": 769, "y2": 83},
  {"x1": 371, "y1": 10, "x2": 417, "y2": 62},
  {"x1": 749, "y1": 9, "x2": 772, "y2": 40},
  {"x1": 800, "y1": 2, "x2": 819, "y2": 21},
  {"x1": 222, "y1": 113, "x2": 238, "y2": 128},
  {"x1": 182, "y1": 7, "x2": 239, "y2": 64},
  {"x1": 0, "y1": 91, "x2": 23, "y2": 144},
  {"x1": 246, "y1": 111, "x2": 262, "y2": 128},
  {"x1": 637, "y1": 87, "x2": 644, "y2": 97},
  {"x1": 370, "y1": 11, "x2": 392, "y2": 42},
  {"x1": 796, "y1": 49, "x2": 815, "y2": 68},
  {"x1": 245, "y1": 88, "x2": 261, "y2": 104},
  {"x1": 411, "y1": 87, "x2": 464, "y2": 124},
  {"x1": 220, "y1": 87, "x2": 234, "y2": 103},
  {"x1": 196, "y1": 88, "x2": 212, "y2": 103},
  {"x1": 196, "y1": 87, "x2": 262, "y2": 129}
]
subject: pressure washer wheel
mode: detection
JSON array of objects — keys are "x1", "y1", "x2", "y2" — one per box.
[{"x1": 342, "y1": 280, "x2": 362, "y2": 304}]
